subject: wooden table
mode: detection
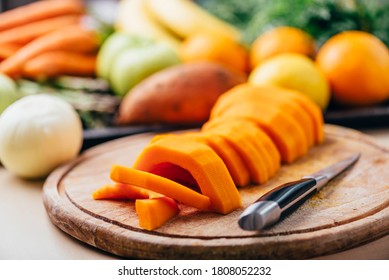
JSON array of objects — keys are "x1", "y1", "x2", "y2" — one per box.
[{"x1": 0, "y1": 127, "x2": 388, "y2": 260}]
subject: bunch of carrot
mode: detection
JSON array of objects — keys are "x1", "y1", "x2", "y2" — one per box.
[{"x1": 0, "y1": 0, "x2": 100, "y2": 80}]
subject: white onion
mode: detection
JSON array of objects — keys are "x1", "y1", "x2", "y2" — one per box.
[{"x1": 0, "y1": 94, "x2": 83, "y2": 179}]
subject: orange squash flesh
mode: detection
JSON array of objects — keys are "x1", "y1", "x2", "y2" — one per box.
[
  {"x1": 132, "y1": 137, "x2": 242, "y2": 214},
  {"x1": 271, "y1": 88, "x2": 325, "y2": 144},
  {"x1": 207, "y1": 101, "x2": 308, "y2": 164},
  {"x1": 202, "y1": 134, "x2": 251, "y2": 187},
  {"x1": 254, "y1": 126, "x2": 281, "y2": 176},
  {"x1": 211, "y1": 84, "x2": 315, "y2": 147},
  {"x1": 202, "y1": 122, "x2": 269, "y2": 184},
  {"x1": 92, "y1": 183, "x2": 179, "y2": 230},
  {"x1": 257, "y1": 86, "x2": 316, "y2": 146},
  {"x1": 238, "y1": 120, "x2": 281, "y2": 177},
  {"x1": 93, "y1": 183, "x2": 155, "y2": 200},
  {"x1": 150, "y1": 132, "x2": 250, "y2": 187},
  {"x1": 135, "y1": 196, "x2": 179, "y2": 231},
  {"x1": 110, "y1": 164, "x2": 211, "y2": 210},
  {"x1": 202, "y1": 118, "x2": 281, "y2": 178},
  {"x1": 93, "y1": 81, "x2": 325, "y2": 230},
  {"x1": 238, "y1": 121, "x2": 278, "y2": 178}
]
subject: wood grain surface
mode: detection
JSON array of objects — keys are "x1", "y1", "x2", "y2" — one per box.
[{"x1": 42, "y1": 125, "x2": 389, "y2": 259}]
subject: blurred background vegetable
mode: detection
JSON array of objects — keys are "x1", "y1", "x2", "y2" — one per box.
[
  {"x1": 198, "y1": 0, "x2": 389, "y2": 47},
  {"x1": 0, "y1": 94, "x2": 83, "y2": 179}
]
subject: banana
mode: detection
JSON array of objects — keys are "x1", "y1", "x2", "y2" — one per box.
[
  {"x1": 144, "y1": 0, "x2": 241, "y2": 41},
  {"x1": 115, "y1": 0, "x2": 181, "y2": 50}
]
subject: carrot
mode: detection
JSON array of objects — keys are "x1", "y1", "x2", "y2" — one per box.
[
  {"x1": 0, "y1": 0, "x2": 84, "y2": 32},
  {"x1": 0, "y1": 43, "x2": 22, "y2": 61},
  {"x1": 0, "y1": 24, "x2": 99, "y2": 77},
  {"x1": 0, "y1": 14, "x2": 82, "y2": 45},
  {"x1": 22, "y1": 51, "x2": 96, "y2": 79}
]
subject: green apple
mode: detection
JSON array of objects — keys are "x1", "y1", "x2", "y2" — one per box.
[
  {"x1": 0, "y1": 74, "x2": 20, "y2": 114},
  {"x1": 96, "y1": 32, "x2": 153, "y2": 81},
  {"x1": 110, "y1": 42, "x2": 180, "y2": 97}
]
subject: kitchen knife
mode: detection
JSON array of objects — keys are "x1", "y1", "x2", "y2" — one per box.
[{"x1": 238, "y1": 153, "x2": 361, "y2": 231}]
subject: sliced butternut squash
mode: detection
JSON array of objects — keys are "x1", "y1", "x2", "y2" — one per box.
[
  {"x1": 211, "y1": 84, "x2": 315, "y2": 147},
  {"x1": 270, "y1": 87, "x2": 325, "y2": 144},
  {"x1": 208, "y1": 120, "x2": 275, "y2": 182},
  {"x1": 235, "y1": 120, "x2": 281, "y2": 177},
  {"x1": 207, "y1": 101, "x2": 308, "y2": 164},
  {"x1": 110, "y1": 164, "x2": 211, "y2": 210},
  {"x1": 250, "y1": 123, "x2": 281, "y2": 176},
  {"x1": 202, "y1": 134, "x2": 251, "y2": 187},
  {"x1": 92, "y1": 183, "x2": 179, "y2": 231},
  {"x1": 132, "y1": 138, "x2": 242, "y2": 214},
  {"x1": 150, "y1": 131, "x2": 250, "y2": 187},
  {"x1": 135, "y1": 196, "x2": 179, "y2": 231},
  {"x1": 93, "y1": 183, "x2": 154, "y2": 200},
  {"x1": 202, "y1": 121, "x2": 269, "y2": 184}
]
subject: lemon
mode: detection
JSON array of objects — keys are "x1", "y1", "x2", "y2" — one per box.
[{"x1": 248, "y1": 53, "x2": 330, "y2": 110}]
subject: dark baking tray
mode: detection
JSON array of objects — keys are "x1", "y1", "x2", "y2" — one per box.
[
  {"x1": 324, "y1": 102, "x2": 389, "y2": 129},
  {"x1": 82, "y1": 102, "x2": 389, "y2": 150}
]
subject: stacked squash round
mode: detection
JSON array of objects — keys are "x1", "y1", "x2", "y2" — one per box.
[{"x1": 132, "y1": 83, "x2": 324, "y2": 213}]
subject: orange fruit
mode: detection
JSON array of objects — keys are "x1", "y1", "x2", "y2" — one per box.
[
  {"x1": 249, "y1": 26, "x2": 316, "y2": 69},
  {"x1": 316, "y1": 30, "x2": 389, "y2": 106},
  {"x1": 179, "y1": 32, "x2": 248, "y2": 73}
]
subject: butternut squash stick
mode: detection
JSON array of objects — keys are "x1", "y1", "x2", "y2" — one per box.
[
  {"x1": 110, "y1": 164, "x2": 211, "y2": 210},
  {"x1": 93, "y1": 183, "x2": 153, "y2": 200},
  {"x1": 93, "y1": 183, "x2": 179, "y2": 230}
]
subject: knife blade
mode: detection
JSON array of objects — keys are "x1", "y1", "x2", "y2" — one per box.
[{"x1": 238, "y1": 153, "x2": 361, "y2": 231}]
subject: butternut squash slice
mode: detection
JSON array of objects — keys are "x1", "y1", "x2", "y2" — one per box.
[
  {"x1": 202, "y1": 121, "x2": 269, "y2": 184},
  {"x1": 92, "y1": 183, "x2": 179, "y2": 230},
  {"x1": 270, "y1": 87, "x2": 325, "y2": 144},
  {"x1": 252, "y1": 126, "x2": 281, "y2": 176},
  {"x1": 132, "y1": 138, "x2": 242, "y2": 214},
  {"x1": 110, "y1": 165, "x2": 211, "y2": 210},
  {"x1": 234, "y1": 120, "x2": 281, "y2": 177},
  {"x1": 206, "y1": 119, "x2": 279, "y2": 180},
  {"x1": 202, "y1": 134, "x2": 251, "y2": 187},
  {"x1": 135, "y1": 196, "x2": 179, "y2": 231},
  {"x1": 211, "y1": 84, "x2": 315, "y2": 147},
  {"x1": 207, "y1": 101, "x2": 308, "y2": 164},
  {"x1": 150, "y1": 132, "x2": 250, "y2": 187}
]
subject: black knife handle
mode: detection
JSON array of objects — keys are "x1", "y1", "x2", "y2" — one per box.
[{"x1": 258, "y1": 178, "x2": 317, "y2": 210}]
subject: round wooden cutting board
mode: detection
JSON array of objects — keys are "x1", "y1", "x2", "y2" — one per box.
[{"x1": 42, "y1": 125, "x2": 389, "y2": 259}]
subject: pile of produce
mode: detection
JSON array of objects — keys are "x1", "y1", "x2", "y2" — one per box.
[
  {"x1": 0, "y1": 0, "x2": 388, "y2": 231},
  {"x1": 1, "y1": 0, "x2": 389, "y2": 127},
  {"x1": 88, "y1": 0, "x2": 388, "y2": 230}
]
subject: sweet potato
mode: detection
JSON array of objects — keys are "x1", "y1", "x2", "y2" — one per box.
[{"x1": 116, "y1": 61, "x2": 246, "y2": 125}]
